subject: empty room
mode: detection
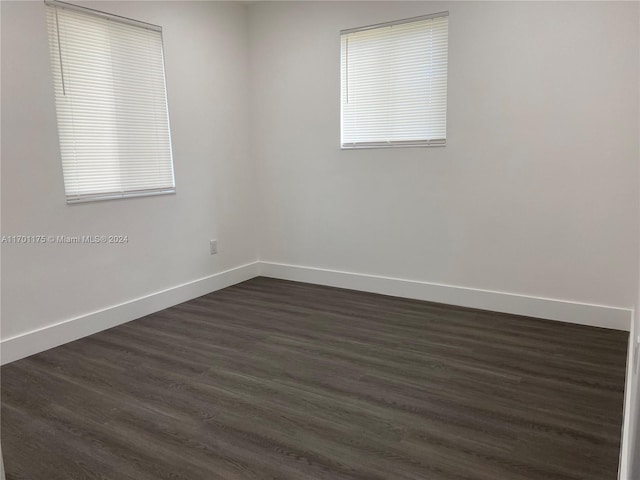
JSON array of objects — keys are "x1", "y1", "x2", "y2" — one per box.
[{"x1": 1, "y1": 0, "x2": 640, "y2": 479}]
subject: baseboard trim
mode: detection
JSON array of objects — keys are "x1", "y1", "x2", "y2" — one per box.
[
  {"x1": 0, "y1": 262, "x2": 260, "y2": 365},
  {"x1": 2, "y1": 260, "x2": 631, "y2": 365},
  {"x1": 260, "y1": 262, "x2": 632, "y2": 331}
]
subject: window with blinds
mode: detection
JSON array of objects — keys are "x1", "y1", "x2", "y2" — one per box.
[
  {"x1": 340, "y1": 13, "x2": 449, "y2": 149},
  {"x1": 46, "y1": 0, "x2": 175, "y2": 204}
]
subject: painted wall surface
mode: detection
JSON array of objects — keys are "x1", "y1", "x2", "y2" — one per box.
[
  {"x1": 249, "y1": 1, "x2": 639, "y2": 316},
  {"x1": 1, "y1": 1, "x2": 258, "y2": 340},
  {"x1": 629, "y1": 10, "x2": 640, "y2": 475}
]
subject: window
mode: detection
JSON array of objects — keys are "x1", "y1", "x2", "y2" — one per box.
[
  {"x1": 340, "y1": 13, "x2": 449, "y2": 149},
  {"x1": 46, "y1": 0, "x2": 175, "y2": 203}
]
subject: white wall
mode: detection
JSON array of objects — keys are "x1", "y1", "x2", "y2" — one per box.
[
  {"x1": 1, "y1": 1, "x2": 257, "y2": 342},
  {"x1": 627, "y1": 8, "x2": 640, "y2": 473},
  {"x1": 634, "y1": 367, "x2": 640, "y2": 480},
  {"x1": 2, "y1": 1, "x2": 639, "y2": 354},
  {"x1": 629, "y1": 308, "x2": 640, "y2": 479},
  {"x1": 249, "y1": 1, "x2": 639, "y2": 319}
]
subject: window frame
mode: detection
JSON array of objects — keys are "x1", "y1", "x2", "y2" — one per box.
[
  {"x1": 45, "y1": 0, "x2": 176, "y2": 204},
  {"x1": 340, "y1": 12, "x2": 449, "y2": 150}
]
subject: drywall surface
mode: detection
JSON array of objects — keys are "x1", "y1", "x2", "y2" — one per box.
[
  {"x1": 628, "y1": 10, "x2": 640, "y2": 475},
  {"x1": 1, "y1": 1, "x2": 257, "y2": 340},
  {"x1": 620, "y1": 301, "x2": 639, "y2": 479},
  {"x1": 249, "y1": 1, "x2": 639, "y2": 317},
  {"x1": 2, "y1": 0, "x2": 639, "y2": 346}
]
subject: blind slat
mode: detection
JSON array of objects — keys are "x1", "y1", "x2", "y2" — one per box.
[
  {"x1": 341, "y1": 15, "x2": 448, "y2": 148},
  {"x1": 46, "y1": 3, "x2": 175, "y2": 203}
]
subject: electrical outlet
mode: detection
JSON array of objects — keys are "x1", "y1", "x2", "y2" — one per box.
[{"x1": 209, "y1": 239, "x2": 217, "y2": 255}]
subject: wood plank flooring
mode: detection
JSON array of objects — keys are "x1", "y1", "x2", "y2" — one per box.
[{"x1": 1, "y1": 277, "x2": 629, "y2": 480}]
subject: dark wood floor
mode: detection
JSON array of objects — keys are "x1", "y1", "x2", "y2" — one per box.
[{"x1": 2, "y1": 277, "x2": 629, "y2": 480}]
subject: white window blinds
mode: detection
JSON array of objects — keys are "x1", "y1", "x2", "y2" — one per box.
[
  {"x1": 340, "y1": 13, "x2": 448, "y2": 149},
  {"x1": 46, "y1": 1, "x2": 175, "y2": 203}
]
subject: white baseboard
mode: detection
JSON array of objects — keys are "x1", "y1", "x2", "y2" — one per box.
[
  {"x1": 2, "y1": 260, "x2": 631, "y2": 365},
  {"x1": 260, "y1": 262, "x2": 632, "y2": 331},
  {"x1": 0, "y1": 262, "x2": 260, "y2": 365}
]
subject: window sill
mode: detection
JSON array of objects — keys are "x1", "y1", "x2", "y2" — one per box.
[
  {"x1": 340, "y1": 141, "x2": 446, "y2": 150},
  {"x1": 66, "y1": 188, "x2": 176, "y2": 205}
]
